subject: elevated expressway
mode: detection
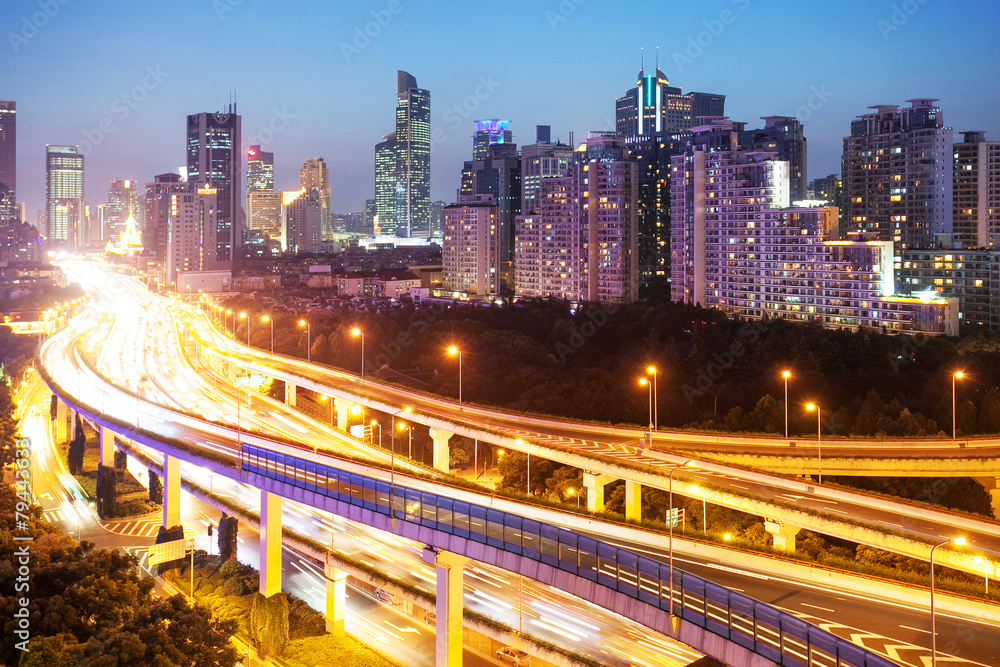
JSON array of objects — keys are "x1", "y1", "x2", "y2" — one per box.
[
  {"x1": 37, "y1": 276, "x2": 911, "y2": 667},
  {"x1": 178, "y1": 301, "x2": 1000, "y2": 581}
]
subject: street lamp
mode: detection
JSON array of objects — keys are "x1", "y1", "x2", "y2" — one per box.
[
  {"x1": 397, "y1": 422, "x2": 413, "y2": 459},
  {"x1": 391, "y1": 407, "x2": 413, "y2": 484},
  {"x1": 668, "y1": 460, "x2": 697, "y2": 617},
  {"x1": 953, "y1": 371, "x2": 965, "y2": 439},
  {"x1": 973, "y1": 556, "x2": 990, "y2": 595},
  {"x1": 647, "y1": 366, "x2": 658, "y2": 431},
  {"x1": 262, "y1": 315, "x2": 273, "y2": 353},
  {"x1": 930, "y1": 537, "x2": 966, "y2": 667},
  {"x1": 240, "y1": 312, "x2": 248, "y2": 347},
  {"x1": 370, "y1": 419, "x2": 381, "y2": 448},
  {"x1": 351, "y1": 328, "x2": 365, "y2": 380},
  {"x1": 639, "y1": 377, "x2": 653, "y2": 430},
  {"x1": 447, "y1": 346, "x2": 462, "y2": 404},
  {"x1": 226, "y1": 309, "x2": 233, "y2": 339},
  {"x1": 319, "y1": 395, "x2": 333, "y2": 426},
  {"x1": 299, "y1": 320, "x2": 311, "y2": 362},
  {"x1": 782, "y1": 370, "x2": 791, "y2": 438},
  {"x1": 805, "y1": 402, "x2": 822, "y2": 484},
  {"x1": 350, "y1": 403, "x2": 364, "y2": 428},
  {"x1": 566, "y1": 487, "x2": 580, "y2": 510}
]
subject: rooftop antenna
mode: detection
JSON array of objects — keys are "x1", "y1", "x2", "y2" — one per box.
[
  {"x1": 656, "y1": 46, "x2": 659, "y2": 70},
  {"x1": 640, "y1": 46, "x2": 644, "y2": 72}
]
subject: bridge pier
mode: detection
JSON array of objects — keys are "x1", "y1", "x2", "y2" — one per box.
[
  {"x1": 54, "y1": 398, "x2": 69, "y2": 442},
  {"x1": 99, "y1": 426, "x2": 115, "y2": 467},
  {"x1": 625, "y1": 480, "x2": 642, "y2": 523},
  {"x1": 324, "y1": 562, "x2": 346, "y2": 636},
  {"x1": 333, "y1": 397, "x2": 353, "y2": 431},
  {"x1": 423, "y1": 547, "x2": 467, "y2": 667},
  {"x1": 70, "y1": 409, "x2": 78, "y2": 441},
  {"x1": 975, "y1": 478, "x2": 1000, "y2": 518},
  {"x1": 260, "y1": 490, "x2": 283, "y2": 597},
  {"x1": 429, "y1": 428, "x2": 453, "y2": 472},
  {"x1": 162, "y1": 455, "x2": 181, "y2": 528},
  {"x1": 227, "y1": 360, "x2": 238, "y2": 382},
  {"x1": 583, "y1": 472, "x2": 615, "y2": 513},
  {"x1": 764, "y1": 520, "x2": 800, "y2": 552},
  {"x1": 284, "y1": 382, "x2": 297, "y2": 408}
]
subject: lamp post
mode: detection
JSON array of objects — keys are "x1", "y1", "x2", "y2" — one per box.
[
  {"x1": 350, "y1": 403, "x2": 364, "y2": 429},
  {"x1": 370, "y1": 420, "x2": 381, "y2": 448},
  {"x1": 397, "y1": 423, "x2": 413, "y2": 459},
  {"x1": 668, "y1": 460, "x2": 696, "y2": 617},
  {"x1": 805, "y1": 403, "x2": 822, "y2": 484},
  {"x1": 226, "y1": 309, "x2": 233, "y2": 339},
  {"x1": 647, "y1": 366, "x2": 658, "y2": 431},
  {"x1": 240, "y1": 312, "x2": 249, "y2": 347},
  {"x1": 953, "y1": 371, "x2": 964, "y2": 439},
  {"x1": 567, "y1": 487, "x2": 580, "y2": 510},
  {"x1": 447, "y1": 346, "x2": 462, "y2": 404},
  {"x1": 639, "y1": 377, "x2": 653, "y2": 430},
  {"x1": 930, "y1": 537, "x2": 966, "y2": 667},
  {"x1": 262, "y1": 315, "x2": 273, "y2": 353},
  {"x1": 391, "y1": 407, "x2": 412, "y2": 488},
  {"x1": 351, "y1": 328, "x2": 365, "y2": 380},
  {"x1": 320, "y1": 395, "x2": 333, "y2": 427},
  {"x1": 782, "y1": 370, "x2": 791, "y2": 438},
  {"x1": 299, "y1": 320, "x2": 311, "y2": 362},
  {"x1": 973, "y1": 556, "x2": 990, "y2": 595}
]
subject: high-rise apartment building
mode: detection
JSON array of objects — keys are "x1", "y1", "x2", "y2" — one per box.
[
  {"x1": 363, "y1": 198, "x2": 376, "y2": 234},
  {"x1": 145, "y1": 173, "x2": 185, "y2": 263},
  {"x1": 300, "y1": 158, "x2": 331, "y2": 238},
  {"x1": 165, "y1": 182, "x2": 223, "y2": 287},
  {"x1": 515, "y1": 133, "x2": 639, "y2": 303},
  {"x1": 615, "y1": 66, "x2": 725, "y2": 137},
  {"x1": 429, "y1": 200, "x2": 445, "y2": 237},
  {"x1": 841, "y1": 99, "x2": 953, "y2": 250},
  {"x1": 374, "y1": 71, "x2": 430, "y2": 237},
  {"x1": 105, "y1": 178, "x2": 137, "y2": 244},
  {"x1": 898, "y1": 248, "x2": 1000, "y2": 331},
  {"x1": 953, "y1": 131, "x2": 1000, "y2": 249},
  {"x1": 247, "y1": 191, "x2": 283, "y2": 240},
  {"x1": 670, "y1": 118, "x2": 956, "y2": 334},
  {"x1": 460, "y1": 140, "x2": 521, "y2": 273},
  {"x1": 520, "y1": 126, "x2": 573, "y2": 215},
  {"x1": 0, "y1": 101, "x2": 15, "y2": 228},
  {"x1": 284, "y1": 187, "x2": 324, "y2": 253},
  {"x1": 741, "y1": 117, "x2": 808, "y2": 202},
  {"x1": 811, "y1": 174, "x2": 842, "y2": 209},
  {"x1": 246, "y1": 145, "x2": 274, "y2": 193},
  {"x1": 186, "y1": 107, "x2": 241, "y2": 263},
  {"x1": 443, "y1": 194, "x2": 500, "y2": 296},
  {"x1": 45, "y1": 145, "x2": 84, "y2": 246},
  {"x1": 472, "y1": 119, "x2": 512, "y2": 160}
]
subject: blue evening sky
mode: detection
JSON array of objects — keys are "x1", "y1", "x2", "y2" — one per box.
[{"x1": 3, "y1": 0, "x2": 999, "y2": 218}]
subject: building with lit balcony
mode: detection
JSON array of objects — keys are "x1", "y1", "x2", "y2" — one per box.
[
  {"x1": 953, "y1": 131, "x2": 1000, "y2": 249},
  {"x1": 443, "y1": 194, "x2": 499, "y2": 296},
  {"x1": 165, "y1": 182, "x2": 225, "y2": 288}
]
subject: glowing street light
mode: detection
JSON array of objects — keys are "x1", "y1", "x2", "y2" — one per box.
[
  {"x1": 781, "y1": 370, "x2": 791, "y2": 438},
  {"x1": 805, "y1": 402, "x2": 822, "y2": 484},
  {"x1": 397, "y1": 422, "x2": 413, "y2": 459},
  {"x1": 351, "y1": 328, "x2": 365, "y2": 380},
  {"x1": 639, "y1": 377, "x2": 653, "y2": 430},
  {"x1": 447, "y1": 346, "x2": 462, "y2": 404},
  {"x1": 973, "y1": 555, "x2": 990, "y2": 595},
  {"x1": 566, "y1": 487, "x2": 580, "y2": 510},
  {"x1": 930, "y1": 537, "x2": 966, "y2": 667},
  {"x1": 299, "y1": 320, "x2": 311, "y2": 362},
  {"x1": 319, "y1": 395, "x2": 333, "y2": 426},
  {"x1": 240, "y1": 312, "x2": 249, "y2": 346},
  {"x1": 226, "y1": 309, "x2": 233, "y2": 339},
  {"x1": 953, "y1": 371, "x2": 965, "y2": 439},
  {"x1": 647, "y1": 366, "x2": 658, "y2": 430}
]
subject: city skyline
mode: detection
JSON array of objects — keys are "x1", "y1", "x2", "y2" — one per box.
[{"x1": 3, "y1": 0, "x2": 1000, "y2": 219}]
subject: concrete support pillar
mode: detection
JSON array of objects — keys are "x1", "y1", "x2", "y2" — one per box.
[
  {"x1": 324, "y1": 562, "x2": 347, "y2": 636},
  {"x1": 70, "y1": 409, "x2": 78, "y2": 441},
  {"x1": 583, "y1": 472, "x2": 615, "y2": 513},
  {"x1": 428, "y1": 428, "x2": 453, "y2": 473},
  {"x1": 54, "y1": 398, "x2": 69, "y2": 442},
  {"x1": 764, "y1": 520, "x2": 801, "y2": 552},
  {"x1": 625, "y1": 480, "x2": 642, "y2": 523},
  {"x1": 423, "y1": 548, "x2": 467, "y2": 667},
  {"x1": 284, "y1": 382, "x2": 297, "y2": 408},
  {"x1": 260, "y1": 490, "x2": 282, "y2": 597},
  {"x1": 227, "y1": 361, "x2": 237, "y2": 382},
  {"x1": 975, "y1": 478, "x2": 1000, "y2": 518},
  {"x1": 99, "y1": 426, "x2": 115, "y2": 467},
  {"x1": 333, "y1": 397, "x2": 352, "y2": 431},
  {"x1": 162, "y1": 455, "x2": 181, "y2": 529}
]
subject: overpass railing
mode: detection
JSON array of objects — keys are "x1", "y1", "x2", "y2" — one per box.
[{"x1": 242, "y1": 443, "x2": 899, "y2": 667}]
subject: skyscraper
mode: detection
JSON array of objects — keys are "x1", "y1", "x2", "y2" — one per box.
[
  {"x1": 520, "y1": 125, "x2": 573, "y2": 215},
  {"x1": 0, "y1": 101, "x2": 15, "y2": 228},
  {"x1": 165, "y1": 182, "x2": 223, "y2": 287},
  {"x1": 145, "y1": 173, "x2": 185, "y2": 262},
  {"x1": 615, "y1": 64, "x2": 725, "y2": 137},
  {"x1": 472, "y1": 119, "x2": 512, "y2": 160},
  {"x1": 741, "y1": 117, "x2": 808, "y2": 202},
  {"x1": 459, "y1": 135, "x2": 521, "y2": 276},
  {"x1": 300, "y1": 157, "x2": 330, "y2": 238},
  {"x1": 45, "y1": 145, "x2": 84, "y2": 246},
  {"x1": 443, "y1": 194, "x2": 499, "y2": 295},
  {"x1": 841, "y1": 99, "x2": 953, "y2": 250},
  {"x1": 106, "y1": 178, "x2": 137, "y2": 245},
  {"x1": 374, "y1": 71, "x2": 430, "y2": 237},
  {"x1": 247, "y1": 191, "x2": 283, "y2": 240},
  {"x1": 186, "y1": 107, "x2": 241, "y2": 263},
  {"x1": 363, "y1": 198, "x2": 377, "y2": 235},
  {"x1": 246, "y1": 145, "x2": 274, "y2": 193},
  {"x1": 953, "y1": 131, "x2": 1000, "y2": 248},
  {"x1": 284, "y1": 188, "x2": 324, "y2": 253}
]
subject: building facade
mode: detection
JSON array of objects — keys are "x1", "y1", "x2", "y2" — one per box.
[
  {"x1": 841, "y1": 99, "x2": 953, "y2": 250},
  {"x1": 300, "y1": 157, "x2": 331, "y2": 238},
  {"x1": 105, "y1": 178, "x2": 137, "y2": 245},
  {"x1": 246, "y1": 145, "x2": 274, "y2": 193},
  {"x1": 144, "y1": 173, "x2": 185, "y2": 263},
  {"x1": 284, "y1": 187, "x2": 324, "y2": 253},
  {"x1": 45, "y1": 145, "x2": 84, "y2": 246},
  {"x1": 0, "y1": 101, "x2": 15, "y2": 228},
  {"x1": 520, "y1": 126, "x2": 573, "y2": 216},
  {"x1": 443, "y1": 194, "x2": 499, "y2": 296},
  {"x1": 165, "y1": 182, "x2": 224, "y2": 287},
  {"x1": 472, "y1": 119, "x2": 512, "y2": 160},
  {"x1": 898, "y1": 248, "x2": 1000, "y2": 331},
  {"x1": 953, "y1": 131, "x2": 1000, "y2": 249},
  {"x1": 247, "y1": 190, "x2": 283, "y2": 240},
  {"x1": 186, "y1": 108, "x2": 241, "y2": 264},
  {"x1": 615, "y1": 66, "x2": 725, "y2": 137},
  {"x1": 741, "y1": 117, "x2": 808, "y2": 202}
]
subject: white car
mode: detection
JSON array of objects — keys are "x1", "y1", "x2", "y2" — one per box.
[{"x1": 495, "y1": 647, "x2": 531, "y2": 666}]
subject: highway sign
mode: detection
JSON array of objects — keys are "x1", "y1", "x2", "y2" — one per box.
[
  {"x1": 234, "y1": 374, "x2": 266, "y2": 388},
  {"x1": 667, "y1": 508, "x2": 685, "y2": 528},
  {"x1": 149, "y1": 538, "x2": 187, "y2": 565}
]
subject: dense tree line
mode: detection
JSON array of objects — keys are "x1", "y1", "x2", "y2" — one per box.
[{"x1": 222, "y1": 296, "x2": 1000, "y2": 438}]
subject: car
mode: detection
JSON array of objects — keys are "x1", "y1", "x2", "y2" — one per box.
[
  {"x1": 495, "y1": 647, "x2": 531, "y2": 666},
  {"x1": 373, "y1": 588, "x2": 397, "y2": 604}
]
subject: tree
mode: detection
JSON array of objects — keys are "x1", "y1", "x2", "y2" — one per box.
[
  {"x1": 66, "y1": 416, "x2": 85, "y2": 475},
  {"x1": 218, "y1": 512, "x2": 239, "y2": 562},
  {"x1": 113, "y1": 450, "x2": 127, "y2": 470},
  {"x1": 148, "y1": 471, "x2": 162, "y2": 504},
  {"x1": 96, "y1": 465, "x2": 117, "y2": 518},
  {"x1": 250, "y1": 592, "x2": 289, "y2": 659}
]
